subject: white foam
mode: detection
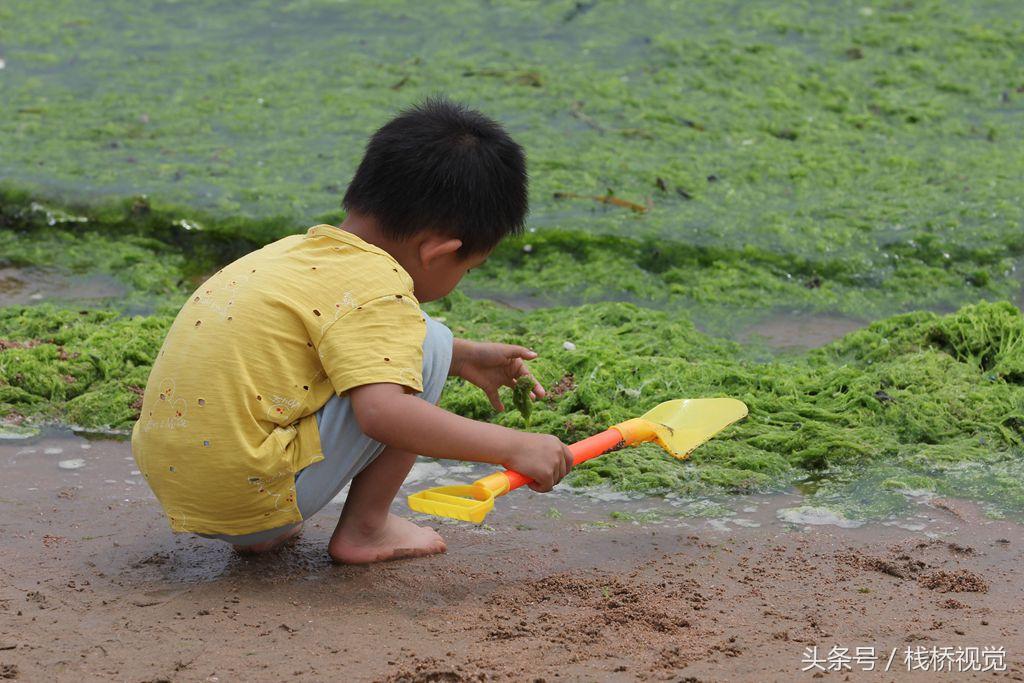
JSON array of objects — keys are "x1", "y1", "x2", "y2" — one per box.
[
  {"x1": 777, "y1": 505, "x2": 864, "y2": 529},
  {"x1": 58, "y1": 458, "x2": 86, "y2": 470},
  {"x1": 44, "y1": 447, "x2": 64, "y2": 455},
  {"x1": 731, "y1": 518, "x2": 761, "y2": 528}
]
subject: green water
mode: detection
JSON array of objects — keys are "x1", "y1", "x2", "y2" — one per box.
[{"x1": 1, "y1": 0, "x2": 1022, "y2": 520}]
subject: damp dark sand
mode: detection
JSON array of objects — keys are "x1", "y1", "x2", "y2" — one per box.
[{"x1": 1, "y1": 435, "x2": 1021, "y2": 682}]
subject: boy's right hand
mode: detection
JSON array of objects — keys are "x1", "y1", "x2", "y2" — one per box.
[{"x1": 504, "y1": 433, "x2": 575, "y2": 492}]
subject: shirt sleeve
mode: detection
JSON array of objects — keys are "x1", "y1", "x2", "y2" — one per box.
[{"x1": 316, "y1": 293, "x2": 427, "y2": 396}]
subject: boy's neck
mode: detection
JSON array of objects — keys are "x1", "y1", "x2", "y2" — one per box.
[{"x1": 337, "y1": 212, "x2": 415, "y2": 267}]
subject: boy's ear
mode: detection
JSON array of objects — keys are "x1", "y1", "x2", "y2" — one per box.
[{"x1": 418, "y1": 235, "x2": 463, "y2": 269}]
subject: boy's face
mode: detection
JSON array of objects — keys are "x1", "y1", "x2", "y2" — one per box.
[{"x1": 411, "y1": 247, "x2": 490, "y2": 303}]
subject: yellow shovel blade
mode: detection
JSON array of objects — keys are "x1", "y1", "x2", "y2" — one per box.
[
  {"x1": 641, "y1": 398, "x2": 748, "y2": 459},
  {"x1": 407, "y1": 484, "x2": 495, "y2": 524}
]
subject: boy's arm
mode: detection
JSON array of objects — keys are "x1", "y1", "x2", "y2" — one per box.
[{"x1": 348, "y1": 382, "x2": 573, "y2": 492}]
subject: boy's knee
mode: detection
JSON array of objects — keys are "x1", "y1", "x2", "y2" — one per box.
[{"x1": 420, "y1": 313, "x2": 453, "y2": 405}]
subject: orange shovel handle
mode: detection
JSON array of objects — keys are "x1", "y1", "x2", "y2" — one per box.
[{"x1": 502, "y1": 428, "x2": 624, "y2": 492}]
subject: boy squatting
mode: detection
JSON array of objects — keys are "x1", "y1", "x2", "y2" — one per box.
[{"x1": 131, "y1": 99, "x2": 575, "y2": 563}]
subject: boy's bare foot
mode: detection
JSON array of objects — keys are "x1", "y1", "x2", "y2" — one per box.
[
  {"x1": 328, "y1": 513, "x2": 446, "y2": 564},
  {"x1": 232, "y1": 522, "x2": 303, "y2": 554}
]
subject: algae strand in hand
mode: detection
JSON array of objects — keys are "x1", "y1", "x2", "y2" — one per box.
[{"x1": 513, "y1": 375, "x2": 533, "y2": 427}]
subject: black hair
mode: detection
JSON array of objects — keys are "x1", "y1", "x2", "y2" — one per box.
[{"x1": 343, "y1": 97, "x2": 528, "y2": 255}]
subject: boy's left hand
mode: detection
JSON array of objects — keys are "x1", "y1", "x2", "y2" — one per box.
[{"x1": 450, "y1": 339, "x2": 545, "y2": 412}]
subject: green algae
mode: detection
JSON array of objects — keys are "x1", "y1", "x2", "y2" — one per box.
[
  {"x1": 466, "y1": 230, "x2": 1020, "y2": 336},
  {"x1": 512, "y1": 375, "x2": 534, "y2": 426},
  {"x1": 2, "y1": 0, "x2": 1023, "y2": 319},
  {"x1": 0, "y1": 305, "x2": 171, "y2": 429},
  {"x1": 2, "y1": 296, "x2": 1022, "y2": 518}
]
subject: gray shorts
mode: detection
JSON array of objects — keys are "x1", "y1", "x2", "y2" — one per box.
[{"x1": 204, "y1": 312, "x2": 453, "y2": 546}]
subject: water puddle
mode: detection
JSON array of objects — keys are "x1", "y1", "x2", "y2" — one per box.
[
  {"x1": 737, "y1": 312, "x2": 866, "y2": 350},
  {"x1": 0, "y1": 265, "x2": 125, "y2": 307}
]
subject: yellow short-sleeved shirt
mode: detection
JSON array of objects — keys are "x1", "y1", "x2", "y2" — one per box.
[{"x1": 130, "y1": 225, "x2": 427, "y2": 535}]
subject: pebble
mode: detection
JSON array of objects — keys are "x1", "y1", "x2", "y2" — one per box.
[
  {"x1": 523, "y1": 244, "x2": 533, "y2": 253},
  {"x1": 563, "y1": 341, "x2": 577, "y2": 351},
  {"x1": 58, "y1": 458, "x2": 86, "y2": 470}
]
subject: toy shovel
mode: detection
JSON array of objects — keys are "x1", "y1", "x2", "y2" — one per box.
[{"x1": 407, "y1": 398, "x2": 748, "y2": 524}]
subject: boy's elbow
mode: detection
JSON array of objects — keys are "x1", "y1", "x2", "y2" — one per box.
[
  {"x1": 348, "y1": 386, "x2": 402, "y2": 442},
  {"x1": 357, "y1": 411, "x2": 390, "y2": 443},
  {"x1": 353, "y1": 402, "x2": 388, "y2": 442}
]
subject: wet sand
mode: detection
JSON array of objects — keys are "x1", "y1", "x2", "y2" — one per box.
[{"x1": 1, "y1": 435, "x2": 1022, "y2": 682}]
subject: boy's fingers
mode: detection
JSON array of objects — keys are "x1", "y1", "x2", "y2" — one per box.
[
  {"x1": 506, "y1": 345, "x2": 537, "y2": 360},
  {"x1": 486, "y1": 388, "x2": 504, "y2": 412},
  {"x1": 528, "y1": 472, "x2": 553, "y2": 492},
  {"x1": 532, "y1": 379, "x2": 546, "y2": 399},
  {"x1": 510, "y1": 360, "x2": 546, "y2": 399},
  {"x1": 563, "y1": 445, "x2": 574, "y2": 474}
]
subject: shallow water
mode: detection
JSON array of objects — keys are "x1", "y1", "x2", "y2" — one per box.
[
  {"x1": 0, "y1": 266, "x2": 125, "y2": 307},
  {"x1": 736, "y1": 312, "x2": 866, "y2": 350}
]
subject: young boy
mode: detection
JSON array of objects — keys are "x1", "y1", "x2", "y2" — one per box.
[{"x1": 131, "y1": 98, "x2": 574, "y2": 563}]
